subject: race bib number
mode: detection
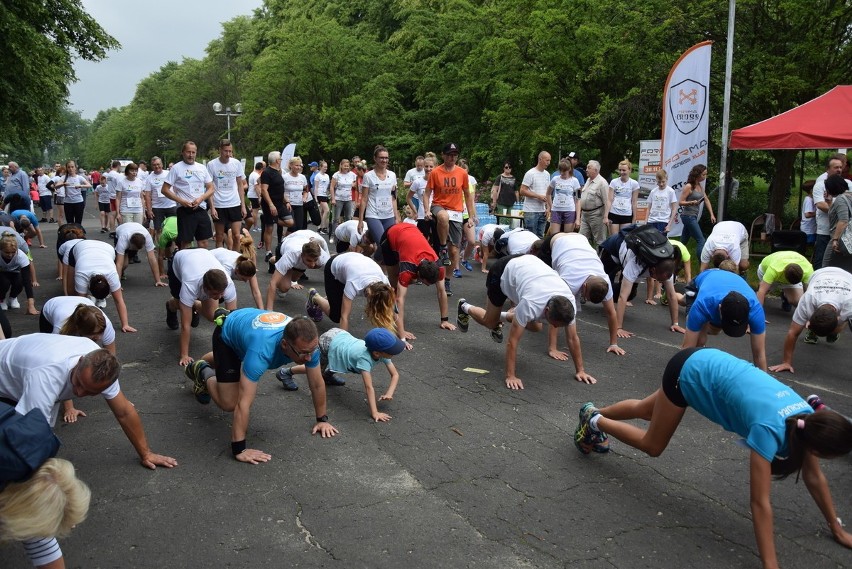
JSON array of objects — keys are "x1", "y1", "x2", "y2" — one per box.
[
  {"x1": 189, "y1": 182, "x2": 204, "y2": 197},
  {"x1": 651, "y1": 198, "x2": 669, "y2": 215},
  {"x1": 448, "y1": 210, "x2": 463, "y2": 222},
  {"x1": 613, "y1": 195, "x2": 630, "y2": 212},
  {"x1": 127, "y1": 197, "x2": 143, "y2": 208},
  {"x1": 377, "y1": 197, "x2": 394, "y2": 217},
  {"x1": 553, "y1": 191, "x2": 570, "y2": 208}
]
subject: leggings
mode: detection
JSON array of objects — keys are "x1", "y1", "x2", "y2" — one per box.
[
  {"x1": 365, "y1": 217, "x2": 396, "y2": 263},
  {"x1": 64, "y1": 201, "x2": 86, "y2": 224},
  {"x1": 331, "y1": 201, "x2": 355, "y2": 237},
  {"x1": 0, "y1": 268, "x2": 34, "y2": 300}
]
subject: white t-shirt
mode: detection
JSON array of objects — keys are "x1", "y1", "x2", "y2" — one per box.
[
  {"x1": 609, "y1": 177, "x2": 640, "y2": 216},
  {"x1": 63, "y1": 175, "x2": 88, "y2": 204},
  {"x1": 0, "y1": 248, "x2": 30, "y2": 272},
  {"x1": 330, "y1": 252, "x2": 389, "y2": 300},
  {"x1": 800, "y1": 195, "x2": 816, "y2": 235},
  {"x1": 207, "y1": 158, "x2": 245, "y2": 208},
  {"x1": 551, "y1": 233, "x2": 613, "y2": 302},
  {"x1": 549, "y1": 176, "x2": 580, "y2": 212},
  {"x1": 813, "y1": 172, "x2": 830, "y2": 235},
  {"x1": 95, "y1": 183, "x2": 111, "y2": 204},
  {"x1": 58, "y1": 238, "x2": 84, "y2": 264},
  {"x1": 478, "y1": 224, "x2": 509, "y2": 247},
  {"x1": 646, "y1": 186, "x2": 678, "y2": 223},
  {"x1": 210, "y1": 247, "x2": 241, "y2": 277},
  {"x1": 164, "y1": 161, "x2": 212, "y2": 208},
  {"x1": 71, "y1": 240, "x2": 121, "y2": 295},
  {"x1": 506, "y1": 228, "x2": 540, "y2": 255},
  {"x1": 520, "y1": 168, "x2": 550, "y2": 213},
  {"x1": 274, "y1": 230, "x2": 330, "y2": 274},
  {"x1": 117, "y1": 177, "x2": 145, "y2": 213},
  {"x1": 42, "y1": 296, "x2": 116, "y2": 347},
  {"x1": 404, "y1": 167, "x2": 424, "y2": 186},
  {"x1": 171, "y1": 248, "x2": 237, "y2": 307},
  {"x1": 36, "y1": 174, "x2": 51, "y2": 197},
  {"x1": 616, "y1": 241, "x2": 649, "y2": 283},
  {"x1": 313, "y1": 172, "x2": 330, "y2": 198},
  {"x1": 409, "y1": 177, "x2": 427, "y2": 219},
  {"x1": 362, "y1": 169, "x2": 398, "y2": 219},
  {"x1": 700, "y1": 220, "x2": 748, "y2": 264},
  {"x1": 247, "y1": 171, "x2": 261, "y2": 199},
  {"x1": 334, "y1": 220, "x2": 368, "y2": 247},
  {"x1": 283, "y1": 172, "x2": 308, "y2": 206},
  {"x1": 500, "y1": 255, "x2": 575, "y2": 328},
  {"x1": 115, "y1": 222, "x2": 155, "y2": 254},
  {"x1": 143, "y1": 169, "x2": 176, "y2": 209},
  {"x1": 52, "y1": 174, "x2": 65, "y2": 198},
  {"x1": 104, "y1": 170, "x2": 123, "y2": 200},
  {"x1": 793, "y1": 267, "x2": 852, "y2": 326},
  {"x1": 0, "y1": 334, "x2": 120, "y2": 426},
  {"x1": 332, "y1": 171, "x2": 357, "y2": 201}
]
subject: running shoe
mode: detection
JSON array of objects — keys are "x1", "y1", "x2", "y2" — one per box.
[
  {"x1": 266, "y1": 251, "x2": 276, "y2": 274},
  {"x1": 184, "y1": 360, "x2": 211, "y2": 404},
  {"x1": 166, "y1": 302, "x2": 178, "y2": 330},
  {"x1": 439, "y1": 247, "x2": 450, "y2": 266},
  {"x1": 95, "y1": 298, "x2": 106, "y2": 309},
  {"x1": 574, "y1": 402, "x2": 609, "y2": 454},
  {"x1": 323, "y1": 369, "x2": 346, "y2": 386},
  {"x1": 457, "y1": 299, "x2": 469, "y2": 332},
  {"x1": 305, "y1": 288, "x2": 324, "y2": 322},
  {"x1": 453, "y1": 268, "x2": 463, "y2": 279},
  {"x1": 7, "y1": 297, "x2": 19, "y2": 310},
  {"x1": 213, "y1": 308, "x2": 230, "y2": 327},
  {"x1": 276, "y1": 367, "x2": 299, "y2": 391},
  {"x1": 807, "y1": 394, "x2": 826, "y2": 411},
  {"x1": 660, "y1": 291, "x2": 669, "y2": 306},
  {"x1": 781, "y1": 293, "x2": 791, "y2": 313},
  {"x1": 444, "y1": 279, "x2": 453, "y2": 297},
  {"x1": 461, "y1": 260, "x2": 473, "y2": 272},
  {"x1": 804, "y1": 329, "x2": 819, "y2": 344},
  {"x1": 827, "y1": 333, "x2": 839, "y2": 344},
  {"x1": 190, "y1": 310, "x2": 200, "y2": 328},
  {"x1": 491, "y1": 322, "x2": 504, "y2": 343}
]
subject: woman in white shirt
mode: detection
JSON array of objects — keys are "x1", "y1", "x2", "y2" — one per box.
[
  {"x1": 314, "y1": 161, "x2": 331, "y2": 234},
  {"x1": 607, "y1": 159, "x2": 640, "y2": 235},
  {"x1": 330, "y1": 159, "x2": 357, "y2": 237},
  {"x1": 54, "y1": 161, "x2": 91, "y2": 225},
  {"x1": 357, "y1": 146, "x2": 400, "y2": 248},
  {"x1": 283, "y1": 157, "x2": 309, "y2": 237},
  {"x1": 116, "y1": 163, "x2": 146, "y2": 224},
  {"x1": 0, "y1": 234, "x2": 38, "y2": 315},
  {"x1": 546, "y1": 159, "x2": 580, "y2": 236}
]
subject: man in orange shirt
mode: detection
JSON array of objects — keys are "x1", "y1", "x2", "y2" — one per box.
[{"x1": 423, "y1": 142, "x2": 477, "y2": 270}]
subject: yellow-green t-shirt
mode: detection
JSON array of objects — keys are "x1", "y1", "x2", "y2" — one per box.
[{"x1": 759, "y1": 251, "x2": 813, "y2": 285}]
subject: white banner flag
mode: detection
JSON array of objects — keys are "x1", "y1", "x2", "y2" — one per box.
[{"x1": 661, "y1": 41, "x2": 712, "y2": 237}]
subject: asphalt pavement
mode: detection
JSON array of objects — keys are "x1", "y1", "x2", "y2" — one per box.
[{"x1": 3, "y1": 212, "x2": 851, "y2": 568}]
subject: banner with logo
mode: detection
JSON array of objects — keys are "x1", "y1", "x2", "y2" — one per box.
[
  {"x1": 660, "y1": 41, "x2": 712, "y2": 237},
  {"x1": 635, "y1": 139, "x2": 661, "y2": 223}
]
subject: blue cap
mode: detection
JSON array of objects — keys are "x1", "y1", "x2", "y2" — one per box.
[
  {"x1": 308, "y1": 161, "x2": 319, "y2": 167},
  {"x1": 364, "y1": 328, "x2": 406, "y2": 355}
]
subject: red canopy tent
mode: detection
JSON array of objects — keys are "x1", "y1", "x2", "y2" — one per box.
[{"x1": 730, "y1": 85, "x2": 852, "y2": 150}]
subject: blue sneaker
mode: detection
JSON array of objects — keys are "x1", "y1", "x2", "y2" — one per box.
[
  {"x1": 276, "y1": 367, "x2": 298, "y2": 391},
  {"x1": 453, "y1": 268, "x2": 463, "y2": 279},
  {"x1": 461, "y1": 260, "x2": 473, "y2": 272},
  {"x1": 305, "y1": 288, "x2": 324, "y2": 322},
  {"x1": 574, "y1": 402, "x2": 609, "y2": 454}
]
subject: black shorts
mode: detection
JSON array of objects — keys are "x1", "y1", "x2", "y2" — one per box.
[
  {"x1": 153, "y1": 207, "x2": 177, "y2": 231},
  {"x1": 98, "y1": 202, "x2": 111, "y2": 213},
  {"x1": 176, "y1": 207, "x2": 213, "y2": 244},
  {"x1": 486, "y1": 254, "x2": 522, "y2": 307},
  {"x1": 248, "y1": 198, "x2": 260, "y2": 209},
  {"x1": 324, "y1": 256, "x2": 346, "y2": 324},
  {"x1": 213, "y1": 205, "x2": 243, "y2": 224},
  {"x1": 212, "y1": 326, "x2": 241, "y2": 383},
  {"x1": 661, "y1": 347, "x2": 705, "y2": 408},
  {"x1": 607, "y1": 212, "x2": 632, "y2": 225},
  {"x1": 379, "y1": 235, "x2": 400, "y2": 267},
  {"x1": 260, "y1": 197, "x2": 293, "y2": 226},
  {"x1": 317, "y1": 196, "x2": 330, "y2": 203},
  {"x1": 167, "y1": 258, "x2": 183, "y2": 300}
]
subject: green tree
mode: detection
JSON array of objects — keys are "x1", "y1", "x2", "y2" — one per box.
[{"x1": 0, "y1": 0, "x2": 118, "y2": 146}]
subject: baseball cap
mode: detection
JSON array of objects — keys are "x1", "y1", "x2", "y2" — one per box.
[
  {"x1": 568, "y1": 151, "x2": 579, "y2": 160},
  {"x1": 308, "y1": 161, "x2": 318, "y2": 167},
  {"x1": 442, "y1": 142, "x2": 460, "y2": 155},
  {"x1": 364, "y1": 328, "x2": 406, "y2": 355},
  {"x1": 720, "y1": 291, "x2": 749, "y2": 337}
]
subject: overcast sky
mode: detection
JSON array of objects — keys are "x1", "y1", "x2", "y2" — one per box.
[{"x1": 69, "y1": 0, "x2": 264, "y2": 120}]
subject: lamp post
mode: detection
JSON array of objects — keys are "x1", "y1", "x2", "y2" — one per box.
[{"x1": 212, "y1": 102, "x2": 242, "y2": 140}]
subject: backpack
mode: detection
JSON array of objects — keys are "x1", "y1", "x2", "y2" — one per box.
[
  {"x1": 599, "y1": 224, "x2": 673, "y2": 267},
  {"x1": 0, "y1": 402, "x2": 61, "y2": 489}
]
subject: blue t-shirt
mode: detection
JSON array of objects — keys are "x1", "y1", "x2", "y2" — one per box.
[
  {"x1": 678, "y1": 349, "x2": 812, "y2": 462},
  {"x1": 327, "y1": 330, "x2": 389, "y2": 374},
  {"x1": 687, "y1": 269, "x2": 766, "y2": 334},
  {"x1": 11, "y1": 209, "x2": 38, "y2": 227},
  {"x1": 220, "y1": 309, "x2": 319, "y2": 382}
]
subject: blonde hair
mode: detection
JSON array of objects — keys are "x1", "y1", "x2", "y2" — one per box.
[
  {"x1": 59, "y1": 304, "x2": 106, "y2": 338},
  {"x1": 655, "y1": 169, "x2": 668, "y2": 182},
  {"x1": 0, "y1": 234, "x2": 18, "y2": 255},
  {"x1": 618, "y1": 159, "x2": 632, "y2": 171},
  {"x1": 365, "y1": 282, "x2": 396, "y2": 332},
  {"x1": 234, "y1": 233, "x2": 257, "y2": 278},
  {"x1": 238, "y1": 231, "x2": 256, "y2": 263},
  {"x1": 0, "y1": 458, "x2": 91, "y2": 541},
  {"x1": 288, "y1": 156, "x2": 303, "y2": 168}
]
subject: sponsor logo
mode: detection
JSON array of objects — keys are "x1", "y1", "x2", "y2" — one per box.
[
  {"x1": 668, "y1": 79, "x2": 707, "y2": 136},
  {"x1": 252, "y1": 311, "x2": 291, "y2": 329}
]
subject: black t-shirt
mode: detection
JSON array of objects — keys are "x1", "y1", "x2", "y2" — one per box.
[
  {"x1": 259, "y1": 166, "x2": 286, "y2": 202},
  {"x1": 496, "y1": 175, "x2": 517, "y2": 207}
]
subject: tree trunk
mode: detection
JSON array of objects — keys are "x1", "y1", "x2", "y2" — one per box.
[{"x1": 769, "y1": 150, "x2": 797, "y2": 219}]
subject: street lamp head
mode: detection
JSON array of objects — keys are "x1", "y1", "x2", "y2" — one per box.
[
  {"x1": 234, "y1": 103, "x2": 242, "y2": 113},
  {"x1": 213, "y1": 102, "x2": 223, "y2": 112}
]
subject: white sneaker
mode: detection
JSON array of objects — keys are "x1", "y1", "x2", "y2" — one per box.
[
  {"x1": 0, "y1": 299, "x2": 6, "y2": 311},
  {"x1": 95, "y1": 298, "x2": 107, "y2": 308},
  {"x1": 8, "y1": 297, "x2": 19, "y2": 309}
]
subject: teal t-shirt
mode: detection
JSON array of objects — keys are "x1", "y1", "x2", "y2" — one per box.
[
  {"x1": 221, "y1": 309, "x2": 319, "y2": 382},
  {"x1": 327, "y1": 330, "x2": 388, "y2": 374},
  {"x1": 678, "y1": 349, "x2": 812, "y2": 462}
]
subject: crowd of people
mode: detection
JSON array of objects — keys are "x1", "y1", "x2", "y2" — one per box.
[{"x1": 1, "y1": 141, "x2": 852, "y2": 568}]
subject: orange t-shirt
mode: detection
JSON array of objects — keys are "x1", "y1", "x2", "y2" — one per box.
[{"x1": 427, "y1": 165, "x2": 468, "y2": 212}]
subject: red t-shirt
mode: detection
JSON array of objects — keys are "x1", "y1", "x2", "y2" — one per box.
[
  {"x1": 427, "y1": 165, "x2": 468, "y2": 212},
  {"x1": 387, "y1": 224, "x2": 444, "y2": 286}
]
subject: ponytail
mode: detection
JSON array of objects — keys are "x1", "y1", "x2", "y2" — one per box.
[
  {"x1": 364, "y1": 282, "x2": 396, "y2": 332},
  {"x1": 772, "y1": 410, "x2": 852, "y2": 479},
  {"x1": 238, "y1": 231, "x2": 256, "y2": 262}
]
